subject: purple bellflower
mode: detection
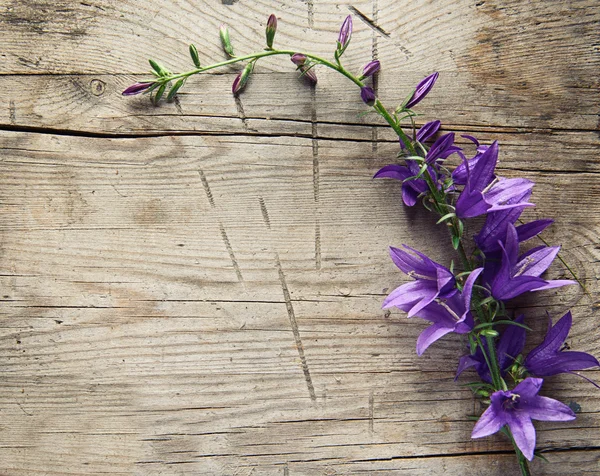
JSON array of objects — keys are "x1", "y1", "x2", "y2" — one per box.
[
  {"x1": 383, "y1": 246, "x2": 457, "y2": 317},
  {"x1": 488, "y1": 224, "x2": 576, "y2": 300},
  {"x1": 405, "y1": 267, "x2": 482, "y2": 355},
  {"x1": 456, "y1": 315, "x2": 526, "y2": 383},
  {"x1": 472, "y1": 378, "x2": 575, "y2": 461},
  {"x1": 451, "y1": 135, "x2": 489, "y2": 186},
  {"x1": 524, "y1": 311, "x2": 599, "y2": 379},
  {"x1": 373, "y1": 162, "x2": 429, "y2": 207},
  {"x1": 122, "y1": 82, "x2": 155, "y2": 96},
  {"x1": 360, "y1": 86, "x2": 377, "y2": 106},
  {"x1": 475, "y1": 190, "x2": 553, "y2": 255},
  {"x1": 405, "y1": 72, "x2": 439, "y2": 109},
  {"x1": 455, "y1": 141, "x2": 536, "y2": 219}
]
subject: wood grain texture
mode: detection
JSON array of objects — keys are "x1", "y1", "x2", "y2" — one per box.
[{"x1": 1, "y1": 0, "x2": 599, "y2": 474}]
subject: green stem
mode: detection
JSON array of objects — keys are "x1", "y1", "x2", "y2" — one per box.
[
  {"x1": 508, "y1": 429, "x2": 533, "y2": 476},
  {"x1": 159, "y1": 48, "x2": 418, "y2": 154}
]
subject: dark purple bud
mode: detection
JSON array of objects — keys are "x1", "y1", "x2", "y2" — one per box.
[
  {"x1": 266, "y1": 14, "x2": 277, "y2": 48},
  {"x1": 337, "y1": 15, "x2": 353, "y2": 51},
  {"x1": 290, "y1": 53, "x2": 307, "y2": 66},
  {"x1": 416, "y1": 120, "x2": 441, "y2": 143},
  {"x1": 362, "y1": 60, "x2": 380, "y2": 78},
  {"x1": 360, "y1": 86, "x2": 376, "y2": 106},
  {"x1": 122, "y1": 82, "x2": 155, "y2": 96},
  {"x1": 301, "y1": 66, "x2": 318, "y2": 85},
  {"x1": 405, "y1": 72, "x2": 439, "y2": 109},
  {"x1": 232, "y1": 63, "x2": 254, "y2": 95}
]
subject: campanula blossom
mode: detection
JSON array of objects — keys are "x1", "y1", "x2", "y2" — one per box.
[
  {"x1": 475, "y1": 189, "x2": 553, "y2": 255},
  {"x1": 451, "y1": 135, "x2": 489, "y2": 185},
  {"x1": 524, "y1": 312, "x2": 599, "y2": 378},
  {"x1": 373, "y1": 162, "x2": 429, "y2": 206},
  {"x1": 455, "y1": 142, "x2": 536, "y2": 218},
  {"x1": 488, "y1": 224, "x2": 576, "y2": 301},
  {"x1": 383, "y1": 245, "x2": 457, "y2": 317},
  {"x1": 456, "y1": 315, "x2": 526, "y2": 383},
  {"x1": 122, "y1": 82, "x2": 155, "y2": 96},
  {"x1": 405, "y1": 72, "x2": 439, "y2": 109},
  {"x1": 403, "y1": 268, "x2": 482, "y2": 355},
  {"x1": 472, "y1": 378, "x2": 575, "y2": 461}
]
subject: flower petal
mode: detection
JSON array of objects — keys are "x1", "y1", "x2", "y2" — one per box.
[
  {"x1": 471, "y1": 405, "x2": 505, "y2": 439},
  {"x1": 416, "y1": 323, "x2": 454, "y2": 355},
  {"x1": 507, "y1": 414, "x2": 536, "y2": 461}
]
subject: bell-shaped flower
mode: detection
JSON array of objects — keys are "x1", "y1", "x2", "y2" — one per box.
[
  {"x1": 472, "y1": 378, "x2": 575, "y2": 461},
  {"x1": 475, "y1": 189, "x2": 553, "y2": 255},
  {"x1": 451, "y1": 135, "x2": 489, "y2": 185},
  {"x1": 383, "y1": 246, "x2": 457, "y2": 317},
  {"x1": 456, "y1": 315, "x2": 526, "y2": 383},
  {"x1": 455, "y1": 142, "x2": 536, "y2": 218},
  {"x1": 524, "y1": 311, "x2": 599, "y2": 379},
  {"x1": 373, "y1": 162, "x2": 429, "y2": 207},
  {"x1": 488, "y1": 224, "x2": 576, "y2": 300},
  {"x1": 405, "y1": 268, "x2": 483, "y2": 355}
]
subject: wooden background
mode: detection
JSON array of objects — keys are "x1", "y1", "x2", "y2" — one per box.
[{"x1": 1, "y1": 0, "x2": 599, "y2": 474}]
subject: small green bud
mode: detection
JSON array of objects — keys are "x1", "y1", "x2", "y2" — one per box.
[
  {"x1": 149, "y1": 59, "x2": 168, "y2": 77},
  {"x1": 219, "y1": 25, "x2": 235, "y2": 57},
  {"x1": 475, "y1": 389, "x2": 490, "y2": 398},
  {"x1": 480, "y1": 329, "x2": 499, "y2": 338},
  {"x1": 154, "y1": 83, "x2": 167, "y2": 103},
  {"x1": 189, "y1": 44, "x2": 200, "y2": 68},
  {"x1": 167, "y1": 79, "x2": 185, "y2": 101}
]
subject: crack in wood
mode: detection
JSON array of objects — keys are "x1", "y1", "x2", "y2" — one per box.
[{"x1": 275, "y1": 253, "x2": 316, "y2": 401}]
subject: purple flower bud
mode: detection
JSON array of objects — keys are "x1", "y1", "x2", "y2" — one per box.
[
  {"x1": 266, "y1": 14, "x2": 277, "y2": 48},
  {"x1": 290, "y1": 53, "x2": 307, "y2": 66},
  {"x1": 416, "y1": 120, "x2": 441, "y2": 143},
  {"x1": 122, "y1": 82, "x2": 155, "y2": 96},
  {"x1": 337, "y1": 15, "x2": 353, "y2": 51},
  {"x1": 301, "y1": 66, "x2": 318, "y2": 85},
  {"x1": 360, "y1": 86, "x2": 376, "y2": 106},
  {"x1": 232, "y1": 63, "x2": 254, "y2": 95},
  {"x1": 361, "y1": 60, "x2": 380, "y2": 78},
  {"x1": 405, "y1": 72, "x2": 439, "y2": 109}
]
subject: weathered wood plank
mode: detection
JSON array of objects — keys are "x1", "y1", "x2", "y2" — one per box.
[{"x1": 1, "y1": 0, "x2": 599, "y2": 474}]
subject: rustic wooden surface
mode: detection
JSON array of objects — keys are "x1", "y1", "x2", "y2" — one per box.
[{"x1": 1, "y1": 0, "x2": 599, "y2": 474}]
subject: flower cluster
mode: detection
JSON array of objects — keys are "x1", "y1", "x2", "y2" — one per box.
[
  {"x1": 123, "y1": 14, "x2": 598, "y2": 473},
  {"x1": 375, "y1": 80, "x2": 599, "y2": 461}
]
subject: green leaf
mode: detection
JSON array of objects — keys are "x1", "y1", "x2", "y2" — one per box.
[
  {"x1": 452, "y1": 235, "x2": 460, "y2": 250},
  {"x1": 154, "y1": 83, "x2": 167, "y2": 103},
  {"x1": 143, "y1": 82, "x2": 161, "y2": 95},
  {"x1": 436, "y1": 212, "x2": 456, "y2": 225},
  {"x1": 167, "y1": 79, "x2": 185, "y2": 101},
  {"x1": 189, "y1": 44, "x2": 201, "y2": 68}
]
